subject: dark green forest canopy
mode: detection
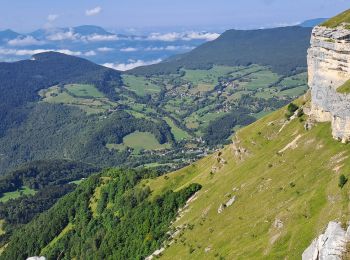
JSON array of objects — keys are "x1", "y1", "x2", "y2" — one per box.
[
  {"x1": 2, "y1": 168, "x2": 201, "y2": 260},
  {"x1": 0, "y1": 105, "x2": 175, "y2": 174},
  {"x1": 129, "y1": 26, "x2": 312, "y2": 76},
  {"x1": 0, "y1": 52, "x2": 122, "y2": 136},
  {"x1": 0, "y1": 160, "x2": 99, "y2": 244}
]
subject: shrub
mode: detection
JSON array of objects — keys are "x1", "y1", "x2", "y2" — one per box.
[
  {"x1": 285, "y1": 103, "x2": 299, "y2": 119},
  {"x1": 339, "y1": 174, "x2": 348, "y2": 188},
  {"x1": 297, "y1": 109, "x2": 304, "y2": 118},
  {"x1": 287, "y1": 103, "x2": 299, "y2": 113}
]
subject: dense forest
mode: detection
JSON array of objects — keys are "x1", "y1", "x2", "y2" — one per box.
[
  {"x1": 0, "y1": 105, "x2": 174, "y2": 174},
  {"x1": 0, "y1": 160, "x2": 99, "y2": 245},
  {"x1": 129, "y1": 26, "x2": 312, "y2": 76},
  {"x1": 2, "y1": 168, "x2": 201, "y2": 259},
  {"x1": 0, "y1": 52, "x2": 122, "y2": 136}
]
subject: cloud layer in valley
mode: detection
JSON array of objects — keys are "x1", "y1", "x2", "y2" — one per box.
[{"x1": 103, "y1": 59, "x2": 162, "y2": 71}]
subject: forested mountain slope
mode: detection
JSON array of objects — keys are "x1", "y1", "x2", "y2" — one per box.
[
  {"x1": 0, "y1": 52, "x2": 122, "y2": 136},
  {"x1": 3, "y1": 93, "x2": 350, "y2": 259},
  {"x1": 130, "y1": 26, "x2": 312, "y2": 76},
  {"x1": 0, "y1": 25, "x2": 311, "y2": 175}
]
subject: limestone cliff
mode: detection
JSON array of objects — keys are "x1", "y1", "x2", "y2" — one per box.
[
  {"x1": 302, "y1": 221, "x2": 350, "y2": 260},
  {"x1": 308, "y1": 23, "x2": 350, "y2": 142}
]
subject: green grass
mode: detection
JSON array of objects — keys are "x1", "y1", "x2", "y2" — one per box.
[
  {"x1": 89, "y1": 177, "x2": 111, "y2": 217},
  {"x1": 164, "y1": 117, "x2": 191, "y2": 141},
  {"x1": 0, "y1": 186, "x2": 36, "y2": 203},
  {"x1": 183, "y1": 65, "x2": 236, "y2": 86},
  {"x1": 141, "y1": 162, "x2": 174, "y2": 168},
  {"x1": 336, "y1": 79, "x2": 350, "y2": 94},
  {"x1": 322, "y1": 9, "x2": 350, "y2": 28},
  {"x1": 278, "y1": 85, "x2": 308, "y2": 97},
  {"x1": 122, "y1": 75, "x2": 161, "y2": 96},
  {"x1": 278, "y1": 73, "x2": 307, "y2": 88},
  {"x1": 40, "y1": 222, "x2": 74, "y2": 256},
  {"x1": 69, "y1": 179, "x2": 85, "y2": 185},
  {"x1": 244, "y1": 69, "x2": 280, "y2": 90},
  {"x1": 0, "y1": 220, "x2": 5, "y2": 236},
  {"x1": 123, "y1": 132, "x2": 170, "y2": 151},
  {"x1": 65, "y1": 84, "x2": 105, "y2": 98},
  {"x1": 107, "y1": 131, "x2": 170, "y2": 153},
  {"x1": 142, "y1": 94, "x2": 350, "y2": 259},
  {"x1": 40, "y1": 85, "x2": 117, "y2": 114}
]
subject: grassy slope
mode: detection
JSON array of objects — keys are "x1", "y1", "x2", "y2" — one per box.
[
  {"x1": 143, "y1": 94, "x2": 350, "y2": 259},
  {"x1": 107, "y1": 131, "x2": 170, "y2": 153},
  {"x1": 122, "y1": 75, "x2": 161, "y2": 96},
  {"x1": 164, "y1": 117, "x2": 191, "y2": 141},
  {"x1": 337, "y1": 79, "x2": 350, "y2": 94},
  {"x1": 322, "y1": 9, "x2": 350, "y2": 27},
  {"x1": 0, "y1": 186, "x2": 37, "y2": 203}
]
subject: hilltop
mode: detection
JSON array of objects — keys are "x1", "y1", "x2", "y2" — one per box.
[{"x1": 129, "y1": 26, "x2": 312, "y2": 76}]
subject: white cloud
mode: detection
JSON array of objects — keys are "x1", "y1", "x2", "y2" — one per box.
[
  {"x1": 147, "y1": 31, "x2": 220, "y2": 42},
  {"x1": 97, "y1": 47, "x2": 114, "y2": 52},
  {"x1": 47, "y1": 14, "x2": 59, "y2": 22},
  {"x1": 83, "y1": 34, "x2": 118, "y2": 42},
  {"x1": 84, "y1": 50, "x2": 96, "y2": 56},
  {"x1": 103, "y1": 59, "x2": 162, "y2": 71},
  {"x1": 185, "y1": 32, "x2": 220, "y2": 41},
  {"x1": 145, "y1": 45, "x2": 194, "y2": 51},
  {"x1": 0, "y1": 48, "x2": 50, "y2": 56},
  {"x1": 85, "y1": 6, "x2": 102, "y2": 16},
  {"x1": 57, "y1": 49, "x2": 83, "y2": 56},
  {"x1": 0, "y1": 48, "x2": 97, "y2": 57},
  {"x1": 46, "y1": 29, "x2": 79, "y2": 41},
  {"x1": 147, "y1": 32, "x2": 181, "y2": 42},
  {"x1": 120, "y1": 47, "x2": 138, "y2": 52},
  {"x1": 45, "y1": 30, "x2": 118, "y2": 42},
  {"x1": 7, "y1": 36, "x2": 44, "y2": 46}
]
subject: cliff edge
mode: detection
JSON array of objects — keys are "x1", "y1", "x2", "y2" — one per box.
[{"x1": 308, "y1": 9, "x2": 350, "y2": 142}]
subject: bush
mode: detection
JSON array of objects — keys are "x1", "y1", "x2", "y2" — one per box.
[
  {"x1": 339, "y1": 174, "x2": 348, "y2": 188},
  {"x1": 285, "y1": 103, "x2": 299, "y2": 119}
]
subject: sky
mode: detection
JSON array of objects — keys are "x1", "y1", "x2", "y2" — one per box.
[{"x1": 0, "y1": 0, "x2": 349, "y2": 32}]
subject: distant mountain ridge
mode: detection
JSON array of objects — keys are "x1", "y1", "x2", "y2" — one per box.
[
  {"x1": 299, "y1": 18, "x2": 328, "y2": 28},
  {"x1": 0, "y1": 29, "x2": 20, "y2": 42},
  {"x1": 129, "y1": 26, "x2": 312, "y2": 76}
]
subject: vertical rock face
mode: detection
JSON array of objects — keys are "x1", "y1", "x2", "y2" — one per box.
[
  {"x1": 308, "y1": 24, "x2": 350, "y2": 142},
  {"x1": 302, "y1": 221, "x2": 350, "y2": 260}
]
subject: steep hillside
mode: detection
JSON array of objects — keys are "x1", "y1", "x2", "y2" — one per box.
[
  {"x1": 321, "y1": 9, "x2": 350, "y2": 28},
  {"x1": 2, "y1": 168, "x2": 201, "y2": 259},
  {"x1": 143, "y1": 94, "x2": 350, "y2": 259},
  {"x1": 0, "y1": 160, "x2": 99, "y2": 245},
  {"x1": 3, "y1": 93, "x2": 350, "y2": 259},
  {"x1": 129, "y1": 26, "x2": 312, "y2": 76}
]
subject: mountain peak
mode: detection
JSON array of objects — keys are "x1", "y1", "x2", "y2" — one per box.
[{"x1": 72, "y1": 25, "x2": 113, "y2": 36}]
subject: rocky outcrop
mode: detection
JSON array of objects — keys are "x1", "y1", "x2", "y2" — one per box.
[
  {"x1": 308, "y1": 24, "x2": 350, "y2": 142},
  {"x1": 302, "y1": 221, "x2": 350, "y2": 260}
]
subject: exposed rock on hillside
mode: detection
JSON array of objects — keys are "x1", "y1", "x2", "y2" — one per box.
[
  {"x1": 302, "y1": 221, "x2": 350, "y2": 260},
  {"x1": 308, "y1": 24, "x2": 350, "y2": 142}
]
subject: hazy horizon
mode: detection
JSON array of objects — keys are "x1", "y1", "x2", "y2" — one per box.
[{"x1": 0, "y1": 0, "x2": 348, "y2": 33}]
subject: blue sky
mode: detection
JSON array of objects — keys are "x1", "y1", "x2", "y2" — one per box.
[{"x1": 0, "y1": 0, "x2": 349, "y2": 32}]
